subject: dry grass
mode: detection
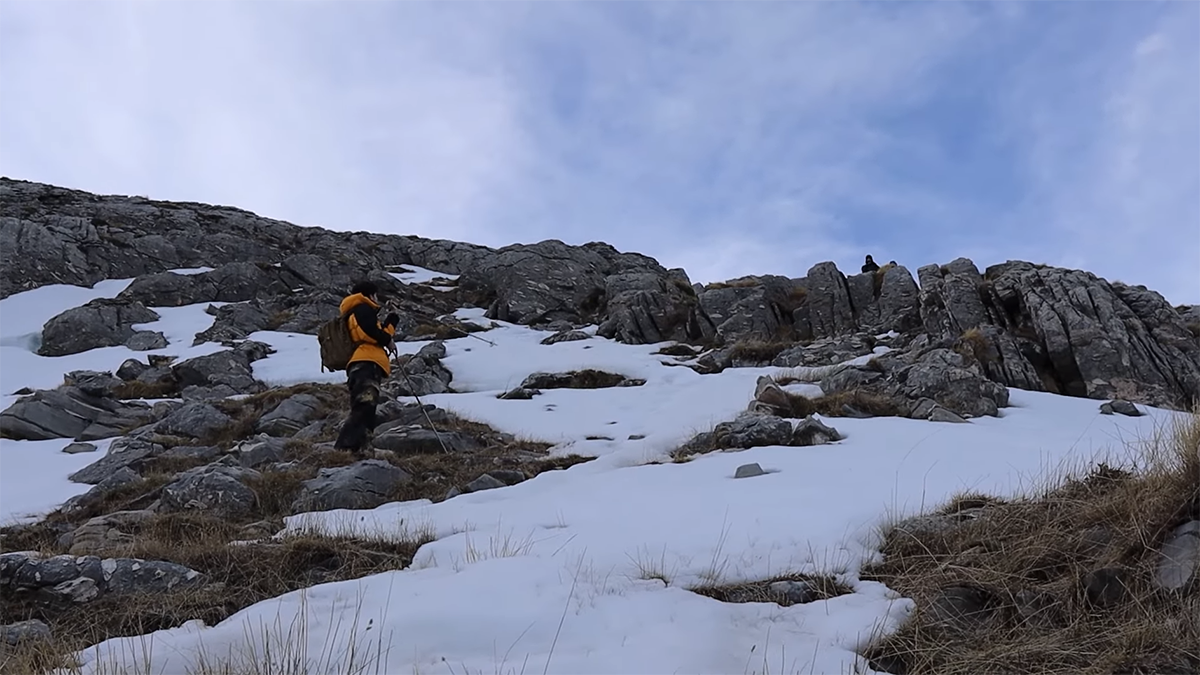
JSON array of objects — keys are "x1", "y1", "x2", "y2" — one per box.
[
  {"x1": 728, "y1": 339, "x2": 792, "y2": 364},
  {"x1": 206, "y1": 383, "x2": 347, "y2": 448},
  {"x1": 861, "y1": 409, "x2": 1200, "y2": 675},
  {"x1": 782, "y1": 388, "x2": 906, "y2": 419},
  {"x1": 704, "y1": 277, "x2": 763, "y2": 290},
  {"x1": 111, "y1": 379, "x2": 179, "y2": 400},
  {"x1": 689, "y1": 574, "x2": 852, "y2": 607},
  {"x1": 956, "y1": 327, "x2": 996, "y2": 365}
]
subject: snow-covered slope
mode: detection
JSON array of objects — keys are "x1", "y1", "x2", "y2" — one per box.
[{"x1": 0, "y1": 272, "x2": 1181, "y2": 675}]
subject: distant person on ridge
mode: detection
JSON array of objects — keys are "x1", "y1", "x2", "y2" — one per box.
[
  {"x1": 333, "y1": 281, "x2": 400, "y2": 454},
  {"x1": 862, "y1": 255, "x2": 880, "y2": 274}
]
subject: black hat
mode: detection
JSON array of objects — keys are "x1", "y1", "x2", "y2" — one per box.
[{"x1": 351, "y1": 280, "x2": 380, "y2": 298}]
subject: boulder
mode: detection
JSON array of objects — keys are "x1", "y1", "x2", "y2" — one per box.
[
  {"x1": 790, "y1": 416, "x2": 842, "y2": 446},
  {"x1": 712, "y1": 413, "x2": 795, "y2": 450},
  {"x1": 256, "y1": 393, "x2": 323, "y2": 436},
  {"x1": 160, "y1": 464, "x2": 260, "y2": 518},
  {"x1": 292, "y1": 460, "x2": 411, "y2": 513},
  {"x1": 1, "y1": 619, "x2": 51, "y2": 646},
  {"x1": 37, "y1": 299, "x2": 160, "y2": 356},
  {"x1": 0, "y1": 386, "x2": 154, "y2": 442},
  {"x1": 125, "y1": 331, "x2": 168, "y2": 351},
  {"x1": 1154, "y1": 520, "x2": 1200, "y2": 591},
  {"x1": 372, "y1": 426, "x2": 476, "y2": 454},
  {"x1": 734, "y1": 463, "x2": 767, "y2": 479},
  {"x1": 156, "y1": 401, "x2": 234, "y2": 439},
  {"x1": 171, "y1": 343, "x2": 269, "y2": 395},
  {"x1": 540, "y1": 330, "x2": 590, "y2": 345},
  {"x1": 68, "y1": 437, "x2": 166, "y2": 485}
]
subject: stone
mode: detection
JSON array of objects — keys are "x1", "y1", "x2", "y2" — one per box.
[
  {"x1": 256, "y1": 393, "x2": 323, "y2": 436},
  {"x1": 520, "y1": 370, "x2": 635, "y2": 390},
  {"x1": 464, "y1": 474, "x2": 506, "y2": 493},
  {"x1": 1082, "y1": 567, "x2": 1129, "y2": 608},
  {"x1": 929, "y1": 407, "x2": 968, "y2": 423},
  {"x1": 790, "y1": 416, "x2": 842, "y2": 446},
  {"x1": 927, "y1": 585, "x2": 994, "y2": 632},
  {"x1": 37, "y1": 299, "x2": 160, "y2": 356},
  {"x1": 156, "y1": 401, "x2": 233, "y2": 439},
  {"x1": 487, "y1": 470, "x2": 527, "y2": 485},
  {"x1": 499, "y1": 387, "x2": 540, "y2": 400},
  {"x1": 126, "y1": 330, "x2": 169, "y2": 351},
  {"x1": 104, "y1": 558, "x2": 207, "y2": 594},
  {"x1": 63, "y1": 370, "x2": 123, "y2": 397},
  {"x1": 62, "y1": 441, "x2": 98, "y2": 454},
  {"x1": 711, "y1": 413, "x2": 794, "y2": 450},
  {"x1": 69, "y1": 437, "x2": 165, "y2": 485},
  {"x1": 68, "y1": 510, "x2": 155, "y2": 556},
  {"x1": 734, "y1": 463, "x2": 766, "y2": 479},
  {"x1": 753, "y1": 376, "x2": 792, "y2": 413},
  {"x1": 1, "y1": 619, "x2": 51, "y2": 646},
  {"x1": 116, "y1": 358, "x2": 149, "y2": 381},
  {"x1": 1106, "y1": 399, "x2": 1143, "y2": 417},
  {"x1": 1154, "y1": 520, "x2": 1200, "y2": 591},
  {"x1": 49, "y1": 576, "x2": 100, "y2": 603},
  {"x1": 172, "y1": 348, "x2": 266, "y2": 396},
  {"x1": 372, "y1": 426, "x2": 476, "y2": 454},
  {"x1": 61, "y1": 467, "x2": 143, "y2": 513},
  {"x1": 805, "y1": 262, "x2": 857, "y2": 339},
  {"x1": 292, "y1": 460, "x2": 411, "y2": 513},
  {"x1": 0, "y1": 387, "x2": 153, "y2": 442},
  {"x1": 767, "y1": 580, "x2": 817, "y2": 605},
  {"x1": 160, "y1": 464, "x2": 260, "y2": 518},
  {"x1": 541, "y1": 330, "x2": 590, "y2": 345},
  {"x1": 234, "y1": 434, "x2": 287, "y2": 468}
]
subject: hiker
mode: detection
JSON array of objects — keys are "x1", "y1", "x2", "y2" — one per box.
[
  {"x1": 333, "y1": 281, "x2": 401, "y2": 454},
  {"x1": 861, "y1": 255, "x2": 880, "y2": 273}
]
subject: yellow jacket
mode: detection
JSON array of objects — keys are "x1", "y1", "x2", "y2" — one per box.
[{"x1": 339, "y1": 293, "x2": 397, "y2": 376}]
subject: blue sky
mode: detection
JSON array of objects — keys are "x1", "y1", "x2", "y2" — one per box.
[{"x1": 1, "y1": 1, "x2": 1197, "y2": 304}]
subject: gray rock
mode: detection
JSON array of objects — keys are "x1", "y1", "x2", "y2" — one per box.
[
  {"x1": 806, "y1": 262, "x2": 856, "y2": 339},
  {"x1": 928, "y1": 585, "x2": 994, "y2": 632},
  {"x1": 929, "y1": 407, "x2": 968, "y2": 424},
  {"x1": 596, "y1": 268, "x2": 717, "y2": 345},
  {"x1": 1, "y1": 619, "x2": 51, "y2": 646},
  {"x1": 697, "y1": 276, "x2": 797, "y2": 345},
  {"x1": 256, "y1": 394, "x2": 323, "y2": 436},
  {"x1": 1154, "y1": 520, "x2": 1200, "y2": 591},
  {"x1": 1082, "y1": 567, "x2": 1129, "y2": 608},
  {"x1": 520, "y1": 370, "x2": 637, "y2": 390},
  {"x1": 767, "y1": 580, "x2": 817, "y2": 605},
  {"x1": 540, "y1": 330, "x2": 590, "y2": 345},
  {"x1": 12, "y1": 554, "x2": 81, "y2": 587},
  {"x1": 157, "y1": 401, "x2": 233, "y2": 439},
  {"x1": 63, "y1": 370, "x2": 124, "y2": 397},
  {"x1": 160, "y1": 464, "x2": 260, "y2": 518},
  {"x1": 37, "y1": 299, "x2": 160, "y2": 356},
  {"x1": 126, "y1": 330, "x2": 168, "y2": 351},
  {"x1": 116, "y1": 358, "x2": 149, "y2": 381},
  {"x1": 901, "y1": 349, "x2": 1008, "y2": 418},
  {"x1": 712, "y1": 413, "x2": 794, "y2": 450},
  {"x1": 68, "y1": 510, "x2": 155, "y2": 556},
  {"x1": 790, "y1": 416, "x2": 842, "y2": 446},
  {"x1": 0, "y1": 387, "x2": 154, "y2": 442},
  {"x1": 62, "y1": 441, "x2": 98, "y2": 454},
  {"x1": 49, "y1": 576, "x2": 100, "y2": 603},
  {"x1": 61, "y1": 467, "x2": 144, "y2": 513},
  {"x1": 292, "y1": 460, "x2": 411, "y2": 513},
  {"x1": 159, "y1": 444, "x2": 221, "y2": 462},
  {"x1": 464, "y1": 474, "x2": 507, "y2": 493},
  {"x1": 734, "y1": 463, "x2": 766, "y2": 479},
  {"x1": 487, "y1": 470, "x2": 527, "y2": 485},
  {"x1": 69, "y1": 437, "x2": 165, "y2": 485},
  {"x1": 372, "y1": 426, "x2": 475, "y2": 454},
  {"x1": 234, "y1": 435, "x2": 287, "y2": 468},
  {"x1": 375, "y1": 401, "x2": 449, "y2": 428},
  {"x1": 104, "y1": 558, "x2": 206, "y2": 595},
  {"x1": 498, "y1": 387, "x2": 540, "y2": 400},
  {"x1": 172, "y1": 347, "x2": 267, "y2": 396},
  {"x1": 1106, "y1": 399, "x2": 1143, "y2": 417},
  {"x1": 192, "y1": 301, "x2": 272, "y2": 345}
]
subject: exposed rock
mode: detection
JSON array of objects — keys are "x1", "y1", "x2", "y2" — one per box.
[
  {"x1": 37, "y1": 299, "x2": 160, "y2": 356},
  {"x1": 105, "y1": 558, "x2": 207, "y2": 595},
  {"x1": 1154, "y1": 520, "x2": 1200, "y2": 591},
  {"x1": 791, "y1": 416, "x2": 843, "y2": 446},
  {"x1": 391, "y1": 341, "x2": 454, "y2": 396},
  {"x1": 767, "y1": 580, "x2": 818, "y2": 605},
  {"x1": 192, "y1": 301, "x2": 272, "y2": 345},
  {"x1": 156, "y1": 401, "x2": 233, "y2": 439},
  {"x1": 67, "y1": 510, "x2": 156, "y2": 556},
  {"x1": 372, "y1": 426, "x2": 476, "y2": 454},
  {"x1": 69, "y1": 437, "x2": 166, "y2": 485},
  {"x1": 900, "y1": 349, "x2": 1009, "y2": 418},
  {"x1": 541, "y1": 330, "x2": 590, "y2": 345},
  {"x1": 1099, "y1": 399, "x2": 1143, "y2": 417},
  {"x1": 256, "y1": 393, "x2": 323, "y2": 436},
  {"x1": 498, "y1": 387, "x2": 540, "y2": 400},
  {"x1": 63, "y1": 370, "x2": 123, "y2": 397},
  {"x1": 1, "y1": 619, "x2": 51, "y2": 645},
  {"x1": 160, "y1": 464, "x2": 260, "y2": 518},
  {"x1": 1082, "y1": 567, "x2": 1129, "y2": 608},
  {"x1": 116, "y1": 358, "x2": 149, "y2": 381},
  {"x1": 375, "y1": 401, "x2": 449, "y2": 428},
  {"x1": 61, "y1": 467, "x2": 144, "y2": 513},
  {"x1": 927, "y1": 585, "x2": 994, "y2": 632},
  {"x1": 519, "y1": 370, "x2": 644, "y2": 390},
  {"x1": 126, "y1": 330, "x2": 168, "y2": 351},
  {"x1": 0, "y1": 387, "x2": 153, "y2": 441},
  {"x1": 171, "y1": 344, "x2": 270, "y2": 396},
  {"x1": 487, "y1": 469, "x2": 527, "y2": 485},
  {"x1": 62, "y1": 441, "x2": 98, "y2": 454},
  {"x1": 712, "y1": 413, "x2": 795, "y2": 450},
  {"x1": 805, "y1": 262, "x2": 857, "y2": 340},
  {"x1": 734, "y1": 463, "x2": 767, "y2": 479},
  {"x1": 234, "y1": 435, "x2": 287, "y2": 468},
  {"x1": 929, "y1": 407, "x2": 968, "y2": 424},
  {"x1": 292, "y1": 460, "x2": 411, "y2": 513},
  {"x1": 464, "y1": 474, "x2": 506, "y2": 493},
  {"x1": 697, "y1": 275, "x2": 798, "y2": 345},
  {"x1": 773, "y1": 333, "x2": 879, "y2": 368},
  {"x1": 596, "y1": 268, "x2": 717, "y2": 345}
]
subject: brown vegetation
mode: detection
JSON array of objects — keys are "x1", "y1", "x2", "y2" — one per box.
[{"x1": 861, "y1": 410, "x2": 1200, "y2": 675}]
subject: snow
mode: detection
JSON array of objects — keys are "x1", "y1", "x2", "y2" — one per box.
[
  {"x1": 168, "y1": 266, "x2": 215, "y2": 275},
  {"x1": 58, "y1": 308, "x2": 1181, "y2": 675},
  {"x1": 1, "y1": 438, "x2": 117, "y2": 525},
  {"x1": 388, "y1": 264, "x2": 460, "y2": 285}
]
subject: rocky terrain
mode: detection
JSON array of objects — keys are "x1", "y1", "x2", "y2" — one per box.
[{"x1": 1, "y1": 178, "x2": 1198, "y2": 674}]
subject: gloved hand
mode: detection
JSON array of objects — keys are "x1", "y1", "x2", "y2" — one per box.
[{"x1": 385, "y1": 313, "x2": 400, "y2": 328}]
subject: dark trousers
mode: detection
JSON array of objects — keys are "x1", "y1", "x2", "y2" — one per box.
[{"x1": 334, "y1": 361, "x2": 385, "y2": 453}]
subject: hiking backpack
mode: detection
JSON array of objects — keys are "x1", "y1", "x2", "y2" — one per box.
[{"x1": 317, "y1": 311, "x2": 356, "y2": 372}]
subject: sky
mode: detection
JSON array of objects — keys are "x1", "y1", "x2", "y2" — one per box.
[{"x1": 1, "y1": 1, "x2": 1197, "y2": 304}]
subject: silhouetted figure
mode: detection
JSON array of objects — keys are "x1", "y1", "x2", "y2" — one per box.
[{"x1": 861, "y1": 255, "x2": 880, "y2": 274}]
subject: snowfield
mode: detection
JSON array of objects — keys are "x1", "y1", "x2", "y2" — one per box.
[{"x1": 0, "y1": 274, "x2": 1182, "y2": 675}]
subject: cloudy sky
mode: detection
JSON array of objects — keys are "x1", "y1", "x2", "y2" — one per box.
[{"x1": 1, "y1": 2, "x2": 1197, "y2": 304}]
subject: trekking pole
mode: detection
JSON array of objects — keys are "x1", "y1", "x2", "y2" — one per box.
[{"x1": 391, "y1": 350, "x2": 453, "y2": 454}]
